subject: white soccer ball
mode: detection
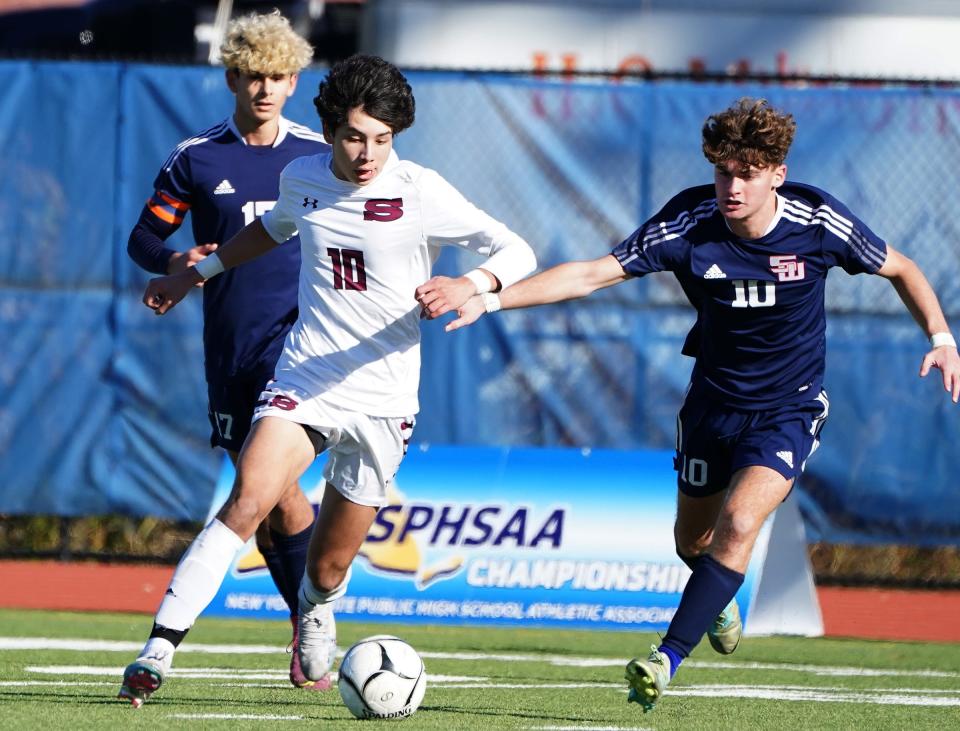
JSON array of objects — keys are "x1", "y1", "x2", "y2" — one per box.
[{"x1": 337, "y1": 635, "x2": 427, "y2": 720}]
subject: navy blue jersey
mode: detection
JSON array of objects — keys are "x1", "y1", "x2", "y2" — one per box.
[
  {"x1": 612, "y1": 182, "x2": 887, "y2": 409},
  {"x1": 132, "y1": 117, "x2": 328, "y2": 381}
]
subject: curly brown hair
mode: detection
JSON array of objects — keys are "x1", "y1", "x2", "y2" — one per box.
[{"x1": 702, "y1": 98, "x2": 796, "y2": 169}]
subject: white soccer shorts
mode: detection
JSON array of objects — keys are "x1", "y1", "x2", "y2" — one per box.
[{"x1": 253, "y1": 383, "x2": 415, "y2": 507}]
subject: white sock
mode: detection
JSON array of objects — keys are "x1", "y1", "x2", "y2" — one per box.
[
  {"x1": 138, "y1": 637, "x2": 175, "y2": 663},
  {"x1": 155, "y1": 518, "x2": 245, "y2": 631},
  {"x1": 298, "y1": 566, "x2": 351, "y2": 612}
]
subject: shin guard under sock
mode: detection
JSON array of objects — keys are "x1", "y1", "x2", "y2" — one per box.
[
  {"x1": 269, "y1": 517, "x2": 315, "y2": 616},
  {"x1": 660, "y1": 554, "x2": 744, "y2": 664}
]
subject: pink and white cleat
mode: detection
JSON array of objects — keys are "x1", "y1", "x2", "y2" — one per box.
[{"x1": 288, "y1": 616, "x2": 333, "y2": 690}]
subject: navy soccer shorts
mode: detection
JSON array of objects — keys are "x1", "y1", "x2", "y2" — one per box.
[
  {"x1": 674, "y1": 389, "x2": 830, "y2": 497},
  {"x1": 206, "y1": 364, "x2": 277, "y2": 453}
]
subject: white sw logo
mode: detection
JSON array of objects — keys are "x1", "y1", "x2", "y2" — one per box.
[
  {"x1": 770, "y1": 254, "x2": 805, "y2": 281},
  {"x1": 776, "y1": 450, "x2": 795, "y2": 468},
  {"x1": 703, "y1": 264, "x2": 727, "y2": 279},
  {"x1": 214, "y1": 179, "x2": 236, "y2": 195}
]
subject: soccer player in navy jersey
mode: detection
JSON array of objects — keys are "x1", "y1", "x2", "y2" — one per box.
[
  {"x1": 122, "y1": 11, "x2": 329, "y2": 702},
  {"x1": 422, "y1": 97, "x2": 960, "y2": 712},
  {"x1": 120, "y1": 54, "x2": 536, "y2": 708}
]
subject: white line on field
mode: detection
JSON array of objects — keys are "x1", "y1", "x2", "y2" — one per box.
[
  {"x1": 5, "y1": 637, "x2": 959, "y2": 680},
  {"x1": 25, "y1": 666, "x2": 292, "y2": 681},
  {"x1": 691, "y1": 683, "x2": 960, "y2": 697},
  {"x1": 0, "y1": 681, "x2": 116, "y2": 687},
  {"x1": 169, "y1": 713, "x2": 303, "y2": 721},
  {"x1": 667, "y1": 685, "x2": 960, "y2": 707},
  {"x1": 0, "y1": 638, "x2": 282, "y2": 654},
  {"x1": 24, "y1": 666, "x2": 481, "y2": 684},
  {"x1": 532, "y1": 727, "x2": 655, "y2": 731},
  {"x1": 686, "y1": 659, "x2": 960, "y2": 679},
  {"x1": 6, "y1": 668, "x2": 960, "y2": 708},
  {"x1": 433, "y1": 683, "x2": 622, "y2": 689}
]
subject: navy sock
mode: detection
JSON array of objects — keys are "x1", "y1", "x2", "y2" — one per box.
[
  {"x1": 269, "y1": 517, "x2": 316, "y2": 616},
  {"x1": 661, "y1": 554, "x2": 744, "y2": 664},
  {"x1": 258, "y1": 542, "x2": 294, "y2": 616}
]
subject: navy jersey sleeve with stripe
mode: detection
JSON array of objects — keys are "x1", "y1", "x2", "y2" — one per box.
[
  {"x1": 130, "y1": 119, "x2": 329, "y2": 382},
  {"x1": 127, "y1": 131, "x2": 202, "y2": 274},
  {"x1": 609, "y1": 182, "x2": 888, "y2": 409},
  {"x1": 611, "y1": 185, "x2": 716, "y2": 277},
  {"x1": 148, "y1": 148, "x2": 194, "y2": 225},
  {"x1": 805, "y1": 188, "x2": 888, "y2": 274}
]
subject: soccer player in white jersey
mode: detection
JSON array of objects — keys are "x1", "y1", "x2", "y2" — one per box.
[
  {"x1": 420, "y1": 98, "x2": 960, "y2": 713},
  {"x1": 121, "y1": 54, "x2": 536, "y2": 706},
  {"x1": 121, "y1": 11, "x2": 329, "y2": 704}
]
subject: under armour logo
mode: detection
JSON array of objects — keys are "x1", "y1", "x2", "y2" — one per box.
[{"x1": 303, "y1": 197, "x2": 318, "y2": 208}]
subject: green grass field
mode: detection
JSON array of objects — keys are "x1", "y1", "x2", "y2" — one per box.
[{"x1": 0, "y1": 608, "x2": 958, "y2": 730}]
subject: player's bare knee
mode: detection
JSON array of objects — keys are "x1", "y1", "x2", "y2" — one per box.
[
  {"x1": 219, "y1": 492, "x2": 269, "y2": 538},
  {"x1": 716, "y1": 509, "x2": 763, "y2": 552},
  {"x1": 308, "y1": 559, "x2": 350, "y2": 593}
]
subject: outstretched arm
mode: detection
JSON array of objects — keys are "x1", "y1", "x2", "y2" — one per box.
[
  {"x1": 444, "y1": 254, "x2": 630, "y2": 332},
  {"x1": 143, "y1": 219, "x2": 278, "y2": 315},
  {"x1": 877, "y1": 244, "x2": 960, "y2": 402}
]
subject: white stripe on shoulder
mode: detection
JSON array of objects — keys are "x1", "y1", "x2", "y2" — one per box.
[
  {"x1": 161, "y1": 121, "x2": 231, "y2": 171},
  {"x1": 642, "y1": 199, "x2": 717, "y2": 249},
  {"x1": 286, "y1": 122, "x2": 327, "y2": 142},
  {"x1": 781, "y1": 199, "x2": 852, "y2": 239},
  {"x1": 783, "y1": 198, "x2": 855, "y2": 235},
  {"x1": 781, "y1": 197, "x2": 885, "y2": 268},
  {"x1": 850, "y1": 228, "x2": 886, "y2": 269}
]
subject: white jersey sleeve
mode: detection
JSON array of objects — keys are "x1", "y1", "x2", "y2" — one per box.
[
  {"x1": 261, "y1": 161, "x2": 301, "y2": 243},
  {"x1": 418, "y1": 169, "x2": 537, "y2": 288}
]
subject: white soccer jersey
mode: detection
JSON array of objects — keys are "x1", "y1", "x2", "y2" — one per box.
[{"x1": 261, "y1": 150, "x2": 535, "y2": 416}]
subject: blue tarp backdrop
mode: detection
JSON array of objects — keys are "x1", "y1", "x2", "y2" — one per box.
[{"x1": 1, "y1": 61, "x2": 958, "y2": 544}]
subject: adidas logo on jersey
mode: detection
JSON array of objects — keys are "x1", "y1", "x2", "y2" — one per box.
[
  {"x1": 213, "y1": 179, "x2": 236, "y2": 195},
  {"x1": 776, "y1": 450, "x2": 794, "y2": 468},
  {"x1": 703, "y1": 264, "x2": 726, "y2": 279}
]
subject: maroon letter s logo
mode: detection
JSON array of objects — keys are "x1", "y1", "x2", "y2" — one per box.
[{"x1": 363, "y1": 198, "x2": 404, "y2": 222}]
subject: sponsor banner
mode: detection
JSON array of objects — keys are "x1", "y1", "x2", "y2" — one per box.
[{"x1": 203, "y1": 446, "x2": 767, "y2": 631}]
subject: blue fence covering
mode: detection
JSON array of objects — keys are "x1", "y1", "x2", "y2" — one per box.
[{"x1": 1, "y1": 60, "x2": 958, "y2": 545}]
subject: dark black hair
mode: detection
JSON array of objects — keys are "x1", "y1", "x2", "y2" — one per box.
[{"x1": 314, "y1": 54, "x2": 416, "y2": 135}]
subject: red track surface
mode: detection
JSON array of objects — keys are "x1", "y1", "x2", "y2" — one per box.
[{"x1": 1, "y1": 560, "x2": 958, "y2": 643}]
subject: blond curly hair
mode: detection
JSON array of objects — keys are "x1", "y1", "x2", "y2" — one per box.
[
  {"x1": 702, "y1": 98, "x2": 796, "y2": 169},
  {"x1": 219, "y1": 10, "x2": 313, "y2": 76}
]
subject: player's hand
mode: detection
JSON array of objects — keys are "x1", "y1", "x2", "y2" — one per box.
[
  {"x1": 444, "y1": 295, "x2": 487, "y2": 332},
  {"x1": 168, "y1": 242, "x2": 219, "y2": 286},
  {"x1": 415, "y1": 275, "x2": 478, "y2": 320},
  {"x1": 143, "y1": 270, "x2": 200, "y2": 315},
  {"x1": 920, "y1": 345, "x2": 960, "y2": 403}
]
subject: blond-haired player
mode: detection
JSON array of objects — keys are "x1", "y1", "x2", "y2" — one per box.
[{"x1": 121, "y1": 11, "x2": 329, "y2": 706}]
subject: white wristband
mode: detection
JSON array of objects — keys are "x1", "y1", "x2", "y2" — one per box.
[
  {"x1": 480, "y1": 292, "x2": 502, "y2": 313},
  {"x1": 930, "y1": 332, "x2": 957, "y2": 349},
  {"x1": 464, "y1": 269, "x2": 493, "y2": 294},
  {"x1": 194, "y1": 252, "x2": 225, "y2": 280}
]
